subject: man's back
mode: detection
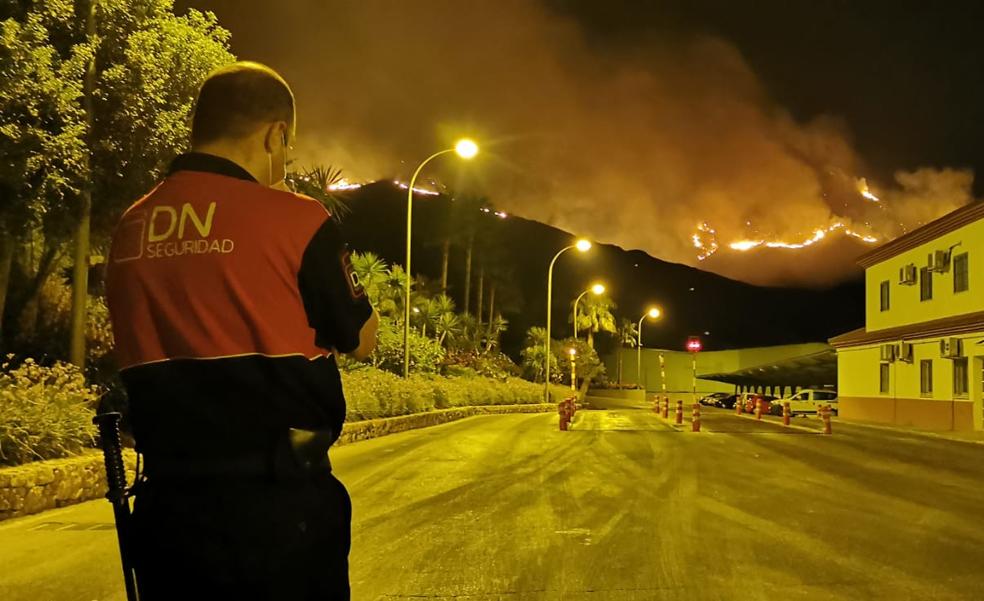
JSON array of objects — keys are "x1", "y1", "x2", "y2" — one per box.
[{"x1": 106, "y1": 153, "x2": 368, "y2": 477}]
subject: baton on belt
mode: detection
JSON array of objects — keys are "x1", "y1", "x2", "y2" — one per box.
[{"x1": 93, "y1": 412, "x2": 140, "y2": 601}]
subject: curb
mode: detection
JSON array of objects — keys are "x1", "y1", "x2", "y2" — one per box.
[
  {"x1": 836, "y1": 419, "x2": 984, "y2": 446},
  {"x1": 335, "y1": 403, "x2": 557, "y2": 446}
]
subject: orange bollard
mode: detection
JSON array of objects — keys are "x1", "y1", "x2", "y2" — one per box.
[
  {"x1": 736, "y1": 397, "x2": 743, "y2": 415},
  {"x1": 558, "y1": 400, "x2": 568, "y2": 431},
  {"x1": 653, "y1": 395, "x2": 660, "y2": 414},
  {"x1": 755, "y1": 398, "x2": 763, "y2": 420},
  {"x1": 692, "y1": 403, "x2": 701, "y2": 432},
  {"x1": 662, "y1": 397, "x2": 670, "y2": 419},
  {"x1": 782, "y1": 401, "x2": 791, "y2": 426},
  {"x1": 821, "y1": 404, "x2": 832, "y2": 435},
  {"x1": 675, "y1": 400, "x2": 684, "y2": 425}
]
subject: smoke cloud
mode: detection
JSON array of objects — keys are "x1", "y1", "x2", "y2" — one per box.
[{"x1": 261, "y1": 0, "x2": 974, "y2": 286}]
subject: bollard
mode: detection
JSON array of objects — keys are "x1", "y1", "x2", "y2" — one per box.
[
  {"x1": 675, "y1": 400, "x2": 684, "y2": 425},
  {"x1": 662, "y1": 397, "x2": 670, "y2": 419},
  {"x1": 692, "y1": 403, "x2": 701, "y2": 432},
  {"x1": 821, "y1": 404, "x2": 832, "y2": 435},
  {"x1": 558, "y1": 400, "x2": 569, "y2": 431},
  {"x1": 653, "y1": 395, "x2": 660, "y2": 414},
  {"x1": 755, "y1": 398, "x2": 763, "y2": 420},
  {"x1": 782, "y1": 401, "x2": 791, "y2": 426},
  {"x1": 736, "y1": 397, "x2": 743, "y2": 416}
]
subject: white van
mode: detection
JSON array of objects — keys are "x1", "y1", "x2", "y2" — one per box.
[{"x1": 772, "y1": 389, "x2": 838, "y2": 415}]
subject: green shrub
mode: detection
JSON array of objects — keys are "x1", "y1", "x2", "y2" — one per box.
[
  {"x1": 0, "y1": 358, "x2": 100, "y2": 466},
  {"x1": 371, "y1": 317, "x2": 445, "y2": 374},
  {"x1": 340, "y1": 366, "x2": 566, "y2": 421}
]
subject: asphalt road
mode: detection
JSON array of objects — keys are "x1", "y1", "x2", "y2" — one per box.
[{"x1": 2, "y1": 401, "x2": 983, "y2": 600}]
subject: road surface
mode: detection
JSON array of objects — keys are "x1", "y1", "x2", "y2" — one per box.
[{"x1": 2, "y1": 401, "x2": 983, "y2": 600}]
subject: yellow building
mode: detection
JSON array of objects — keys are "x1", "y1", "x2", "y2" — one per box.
[{"x1": 831, "y1": 202, "x2": 984, "y2": 431}]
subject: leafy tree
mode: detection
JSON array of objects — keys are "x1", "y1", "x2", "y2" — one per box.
[
  {"x1": 1, "y1": 0, "x2": 235, "y2": 366},
  {"x1": 434, "y1": 311, "x2": 461, "y2": 347},
  {"x1": 0, "y1": 12, "x2": 86, "y2": 347}
]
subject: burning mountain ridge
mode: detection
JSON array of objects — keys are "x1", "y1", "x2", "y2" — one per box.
[{"x1": 252, "y1": 0, "x2": 977, "y2": 286}]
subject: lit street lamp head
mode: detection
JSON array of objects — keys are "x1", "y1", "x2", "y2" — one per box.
[
  {"x1": 454, "y1": 138, "x2": 479, "y2": 159},
  {"x1": 648, "y1": 307, "x2": 662, "y2": 319},
  {"x1": 575, "y1": 239, "x2": 592, "y2": 252},
  {"x1": 591, "y1": 283, "x2": 606, "y2": 295},
  {"x1": 568, "y1": 348, "x2": 577, "y2": 356}
]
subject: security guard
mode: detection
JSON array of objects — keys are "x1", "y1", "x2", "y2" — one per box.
[{"x1": 105, "y1": 62, "x2": 378, "y2": 600}]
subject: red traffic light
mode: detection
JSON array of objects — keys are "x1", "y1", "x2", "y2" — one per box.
[{"x1": 686, "y1": 336, "x2": 702, "y2": 353}]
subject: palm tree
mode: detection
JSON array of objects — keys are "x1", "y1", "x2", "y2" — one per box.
[
  {"x1": 435, "y1": 312, "x2": 462, "y2": 347},
  {"x1": 615, "y1": 318, "x2": 639, "y2": 386},
  {"x1": 520, "y1": 326, "x2": 558, "y2": 383},
  {"x1": 485, "y1": 314, "x2": 509, "y2": 353},
  {"x1": 422, "y1": 295, "x2": 454, "y2": 339},
  {"x1": 573, "y1": 294, "x2": 618, "y2": 350},
  {"x1": 286, "y1": 165, "x2": 351, "y2": 219},
  {"x1": 350, "y1": 251, "x2": 388, "y2": 305}
]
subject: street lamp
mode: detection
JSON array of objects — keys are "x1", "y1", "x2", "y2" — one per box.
[
  {"x1": 544, "y1": 239, "x2": 592, "y2": 402},
  {"x1": 403, "y1": 138, "x2": 479, "y2": 378},
  {"x1": 637, "y1": 306, "x2": 662, "y2": 391},
  {"x1": 568, "y1": 348, "x2": 577, "y2": 392},
  {"x1": 573, "y1": 282, "x2": 605, "y2": 339}
]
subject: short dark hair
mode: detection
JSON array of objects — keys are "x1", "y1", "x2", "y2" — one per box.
[{"x1": 190, "y1": 61, "x2": 295, "y2": 147}]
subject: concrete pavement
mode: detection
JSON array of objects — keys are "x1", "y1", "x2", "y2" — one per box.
[{"x1": 1, "y1": 401, "x2": 983, "y2": 600}]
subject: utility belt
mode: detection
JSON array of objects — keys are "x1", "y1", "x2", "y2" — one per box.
[{"x1": 140, "y1": 428, "x2": 334, "y2": 483}]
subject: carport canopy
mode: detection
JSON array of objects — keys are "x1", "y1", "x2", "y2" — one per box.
[{"x1": 699, "y1": 349, "x2": 836, "y2": 389}]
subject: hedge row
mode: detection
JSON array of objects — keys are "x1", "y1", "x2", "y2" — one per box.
[
  {"x1": 0, "y1": 360, "x2": 571, "y2": 466},
  {"x1": 342, "y1": 367, "x2": 571, "y2": 420}
]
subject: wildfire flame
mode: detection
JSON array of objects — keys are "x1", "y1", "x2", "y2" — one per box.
[
  {"x1": 857, "y1": 177, "x2": 880, "y2": 202},
  {"x1": 395, "y1": 180, "x2": 440, "y2": 196},
  {"x1": 691, "y1": 177, "x2": 886, "y2": 260},
  {"x1": 327, "y1": 178, "x2": 364, "y2": 191}
]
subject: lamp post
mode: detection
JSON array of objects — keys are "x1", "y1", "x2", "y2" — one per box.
[
  {"x1": 636, "y1": 307, "x2": 662, "y2": 391},
  {"x1": 573, "y1": 282, "x2": 605, "y2": 339},
  {"x1": 544, "y1": 239, "x2": 592, "y2": 402},
  {"x1": 568, "y1": 348, "x2": 577, "y2": 392},
  {"x1": 403, "y1": 139, "x2": 478, "y2": 378}
]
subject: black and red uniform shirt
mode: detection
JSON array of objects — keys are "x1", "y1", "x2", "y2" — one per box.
[{"x1": 105, "y1": 153, "x2": 372, "y2": 474}]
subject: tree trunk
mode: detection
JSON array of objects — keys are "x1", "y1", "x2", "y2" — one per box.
[
  {"x1": 462, "y1": 232, "x2": 473, "y2": 316},
  {"x1": 69, "y1": 0, "x2": 97, "y2": 369},
  {"x1": 587, "y1": 329, "x2": 594, "y2": 350},
  {"x1": 487, "y1": 283, "x2": 495, "y2": 326},
  {"x1": 476, "y1": 266, "x2": 484, "y2": 327},
  {"x1": 616, "y1": 348, "x2": 623, "y2": 386},
  {"x1": 0, "y1": 228, "x2": 14, "y2": 348},
  {"x1": 440, "y1": 238, "x2": 450, "y2": 294}
]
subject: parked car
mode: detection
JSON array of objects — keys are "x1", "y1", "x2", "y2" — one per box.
[
  {"x1": 743, "y1": 394, "x2": 777, "y2": 414},
  {"x1": 699, "y1": 392, "x2": 729, "y2": 406},
  {"x1": 715, "y1": 394, "x2": 740, "y2": 409},
  {"x1": 769, "y1": 389, "x2": 839, "y2": 416}
]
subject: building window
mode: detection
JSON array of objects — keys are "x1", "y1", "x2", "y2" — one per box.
[
  {"x1": 953, "y1": 252, "x2": 969, "y2": 293},
  {"x1": 879, "y1": 362, "x2": 890, "y2": 394},
  {"x1": 920, "y1": 359, "x2": 933, "y2": 396},
  {"x1": 879, "y1": 280, "x2": 890, "y2": 311},
  {"x1": 953, "y1": 357, "x2": 969, "y2": 397},
  {"x1": 920, "y1": 267, "x2": 933, "y2": 301}
]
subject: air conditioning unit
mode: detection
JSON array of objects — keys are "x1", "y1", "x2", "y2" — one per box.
[
  {"x1": 898, "y1": 264, "x2": 918, "y2": 285},
  {"x1": 940, "y1": 337, "x2": 963, "y2": 359},
  {"x1": 898, "y1": 342, "x2": 914, "y2": 363},
  {"x1": 880, "y1": 343, "x2": 898, "y2": 362},
  {"x1": 928, "y1": 250, "x2": 951, "y2": 274}
]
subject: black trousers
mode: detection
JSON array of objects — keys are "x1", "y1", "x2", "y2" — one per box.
[{"x1": 130, "y1": 472, "x2": 351, "y2": 600}]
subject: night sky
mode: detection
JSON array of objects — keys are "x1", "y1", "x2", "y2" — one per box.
[
  {"x1": 557, "y1": 0, "x2": 984, "y2": 184},
  {"x1": 177, "y1": 0, "x2": 983, "y2": 287}
]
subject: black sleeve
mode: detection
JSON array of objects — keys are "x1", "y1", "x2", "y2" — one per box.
[{"x1": 298, "y1": 219, "x2": 373, "y2": 353}]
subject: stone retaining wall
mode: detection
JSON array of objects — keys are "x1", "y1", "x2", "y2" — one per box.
[
  {"x1": 0, "y1": 403, "x2": 555, "y2": 522},
  {"x1": 0, "y1": 449, "x2": 137, "y2": 522}
]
